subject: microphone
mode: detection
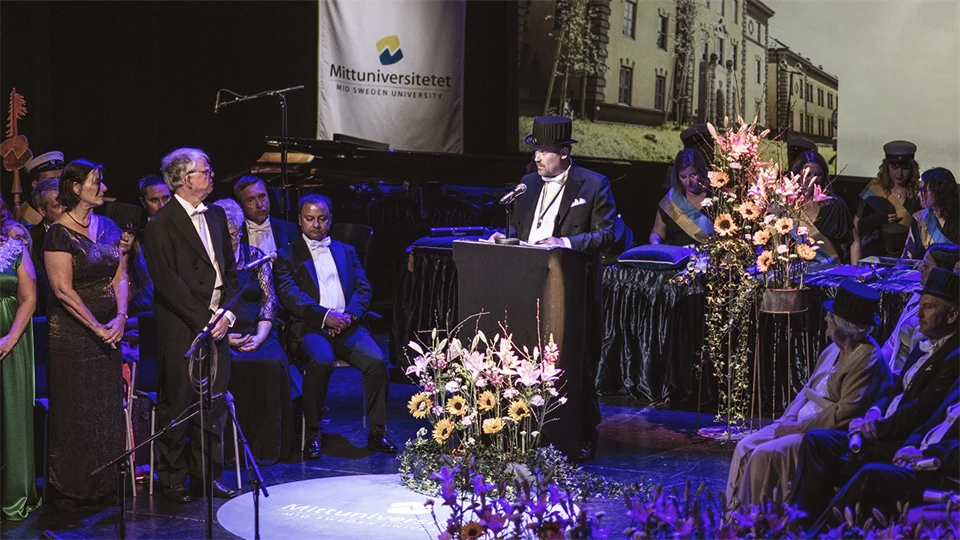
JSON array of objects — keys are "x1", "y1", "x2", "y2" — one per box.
[
  {"x1": 923, "y1": 489, "x2": 959, "y2": 504},
  {"x1": 239, "y1": 251, "x2": 277, "y2": 271},
  {"x1": 214, "y1": 90, "x2": 221, "y2": 114},
  {"x1": 499, "y1": 183, "x2": 528, "y2": 206},
  {"x1": 913, "y1": 457, "x2": 941, "y2": 471},
  {"x1": 848, "y1": 432, "x2": 862, "y2": 453}
]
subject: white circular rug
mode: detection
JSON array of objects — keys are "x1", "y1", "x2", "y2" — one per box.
[{"x1": 217, "y1": 474, "x2": 450, "y2": 540}]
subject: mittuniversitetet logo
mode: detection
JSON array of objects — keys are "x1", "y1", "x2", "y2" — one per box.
[{"x1": 376, "y1": 35, "x2": 403, "y2": 66}]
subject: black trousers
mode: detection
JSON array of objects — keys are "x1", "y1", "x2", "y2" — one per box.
[
  {"x1": 156, "y1": 339, "x2": 231, "y2": 488},
  {"x1": 290, "y1": 325, "x2": 388, "y2": 430},
  {"x1": 790, "y1": 429, "x2": 902, "y2": 526},
  {"x1": 807, "y1": 462, "x2": 945, "y2": 535}
]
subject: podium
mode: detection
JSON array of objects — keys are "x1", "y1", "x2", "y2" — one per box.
[{"x1": 453, "y1": 240, "x2": 597, "y2": 460}]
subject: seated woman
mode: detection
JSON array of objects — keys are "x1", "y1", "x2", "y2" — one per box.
[
  {"x1": 902, "y1": 168, "x2": 960, "y2": 260},
  {"x1": 212, "y1": 198, "x2": 292, "y2": 463},
  {"x1": 855, "y1": 141, "x2": 921, "y2": 258},
  {"x1": 649, "y1": 148, "x2": 712, "y2": 245},
  {"x1": 725, "y1": 281, "x2": 891, "y2": 508},
  {"x1": 792, "y1": 151, "x2": 860, "y2": 265}
]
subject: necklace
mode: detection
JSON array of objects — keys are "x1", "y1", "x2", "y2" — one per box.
[{"x1": 66, "y1": 211, "x2": 90, "y2": 228}]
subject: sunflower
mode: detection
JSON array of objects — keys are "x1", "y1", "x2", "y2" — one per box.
[
  {"x1": 797, "y1": 244, "x2": 818, "y2": 261},
  {"x1": 752, "y1": 228, "x2": 771, "y2": 246},
  {"x1": 432, "y1": 418, "x2": 455, "y2": 443},
  {"x1": 737, "y1": 201, "x2": 760, "y2": 220},
  {"x1": 477, "y1": 390, "x2": 497, "y2": 412},
  {"x1": 708, "y1": 171, "x2": 730, "y2": 188},
  {"x1": 756, "y1": 250, "x2": 775, "y2": 273},
  {"x1": 407, "y1": 393, "x2": 432, "y2": 419},
  {"x1": 460, "y1": 521, "x2": 487, "y2": 540},
  {"x1": 774, "y1": 217, "x2": 795, "y2": 235},
  {"x1": 713, "y1": 213, "x2": 739, "y2": 237},
  {"x1": 446, "y1": 395, "x2": 468, "y2": 416},
  {"x1": 482, "y1": 417, "x2": 505, "y2": 434},
  {"x1": 507, "y1": 399, "x2": 531, "y2": 421}
]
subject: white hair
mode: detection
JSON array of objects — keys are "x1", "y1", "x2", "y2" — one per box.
[
  {"x1": 212, "y1": 198, "x2": 244, "y2": 231},
  {"x1": 827, "y1": 311, "x2": 874, "y2": 342},
  {"x1": 160, "y1": 147, "x2": 209, "y2": 193}
]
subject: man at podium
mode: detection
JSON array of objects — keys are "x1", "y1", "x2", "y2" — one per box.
[{"x1": 488, "y1": 115, "x2": 617, "y2": 461}]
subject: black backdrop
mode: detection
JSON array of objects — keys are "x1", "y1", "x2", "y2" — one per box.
[{"x1": 0, "y1": 1, "x2": 517, "y2": 205}]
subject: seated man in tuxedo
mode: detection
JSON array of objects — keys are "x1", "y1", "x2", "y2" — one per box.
[
  {"x1": 807, "y1": 381, "x2": 959, "y2": 534},
  {"x1": 880, "y1": 243, "x2": 959, "y2": 372},
  {"x1": 790, "y1": 267, "x2": 959, "y2": 525},
  {"x1": 488, "y1": 115, "x2": 617, "y2": 461},
  {"x1": 234, "y1": 175, "x2": 298, "y2": 255},
  {"x1": 272, "y1": 193, "x2": 396, "y2": 458}
]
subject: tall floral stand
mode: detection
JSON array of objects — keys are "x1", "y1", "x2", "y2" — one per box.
[{"x1": 751, "y1": 288, "x2": 811, "y2": 428}]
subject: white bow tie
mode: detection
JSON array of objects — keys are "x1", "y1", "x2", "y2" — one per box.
[
  {"x1": 191, "y1": 205, "x2": 207, "y2": 217},
  {"x1": 247, "y1": 220, "x2": 271, "y2": 234},
  {"x1": 307, "y1": 237, "x2": 332, "y2": 251},
  {"x1": 919, "y1": 339, "x2": 933, "y2": 353}
]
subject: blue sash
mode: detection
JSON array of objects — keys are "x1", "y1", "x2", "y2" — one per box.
[
  {"x1": 660, "y1": 188, "x2": 713, "y2": 243},
  {"x1": 920, "y1": 209, "x2": 950, "y2": 246}
]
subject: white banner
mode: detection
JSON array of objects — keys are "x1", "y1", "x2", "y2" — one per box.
[{"x1": 318, "y1": 0, "x2": 465, "y2": 153}]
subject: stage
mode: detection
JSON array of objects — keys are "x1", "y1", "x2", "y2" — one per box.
[{"x1": 2, "y1": 342, "x2": 734, "y2": 540}]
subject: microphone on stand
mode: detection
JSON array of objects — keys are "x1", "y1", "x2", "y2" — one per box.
[
  {"x1": 239, "y1": 251, "x2": 277, "y2": 271},
  {"x1": 499, "y1": 183, "x2": 528, "y2": 206}
]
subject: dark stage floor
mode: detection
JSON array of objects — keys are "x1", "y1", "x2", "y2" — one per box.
[{"x1": 2, "y1": 356, "x2": 735, "y2": 540}]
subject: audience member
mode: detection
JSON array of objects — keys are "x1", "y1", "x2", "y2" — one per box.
[
  {"x1": 650, "y1": 148, "x2": 712, "y2": 245},
  {"x1": 27, "y1": 178, "x2": 62, "y2": 317},
  {"x1": 726, "y1": 282, "x2": 891, "y2": 507},
  {"x1": 20, "y1": 151, "x2": 65, "y2": 227},
  {"x1": 791, "y1": 151, "x2": 860, "y2": 264},
  {"x1": 234, "y1": 175, "x2": 298, "y2": 255},
  {"x1": 138, "y1": 174, "x2": 171, "y2": 221},
  {"x1": 105, "y1": 203, "x2": 153, "y2": 315},
  {"x1": 273, "y1": 193, "x2": 397, "y2": 459}
]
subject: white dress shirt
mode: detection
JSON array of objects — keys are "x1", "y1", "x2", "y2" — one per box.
[
  {"x1": 526, "y1": 164, "x2": 572, "y2": 248},
  {"x1": 245, "y1": 217, "x2": 277, "y2": 256},
  {"x1": 880, "y1": 292, "x2": 921, "y2": 373},
  {"x1": 920, "y1": 402, "x2": 960, "y2": 451},
  {"x1": 174, "y1": 194, "x2": 234, "y2": 325},
  {"x1": 874, "y1": 332, "x2": 956, "y2": 420},
  {"x1": 304, "y1": 234, "x2": 346, "y2": 323}
]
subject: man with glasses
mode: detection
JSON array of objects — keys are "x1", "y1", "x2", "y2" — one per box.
[{"x1": 145, "y1": 148, "x2": 240, "y2": 503}]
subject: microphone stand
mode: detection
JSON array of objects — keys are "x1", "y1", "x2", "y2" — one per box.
[
  {"x1": 184, "y1": 260, "x2": 265, "y2": 540},
  {"x1": 216, "y1": 85, "x2": 304, "y2": 221},
  {"x1": 225, "y1": 393, "x2": 269, "y2": 540}
]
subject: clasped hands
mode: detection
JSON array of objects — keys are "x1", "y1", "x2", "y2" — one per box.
[
  {"x1": 848, "y1": 409, "x2": 882, "y2": 441},
  {"x1": 324, "y1": 310, "x2": 354, "y2": 337},
  {"x1": 228, "y1": 332, "x2": 266, "y2": 352},
  {"x1": 94, "y1": 315, "x2": 126, "y2": 349},
  {"x1": 487, "y1": 232, "x2": 565, "y2": 246}
]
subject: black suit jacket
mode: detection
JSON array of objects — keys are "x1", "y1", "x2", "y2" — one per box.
[
  {"x1": 272, "y1": 237, "x2": 372, "y2": 337},
  {"x1": 240, "y1": 216, "x2": 299, "y2": 252},
  {"x1": 511, "y1": 164, "x2": 617, "y2": 253},
  {"x1": 904, "y1": 381, "x2": 960, "y2": 471},
  {"x1": 145, "y1": 199, "x2": 240, "y2": 338},
  {"x1": 873, "y1": 333, "x2": 959, "y2": 440}
]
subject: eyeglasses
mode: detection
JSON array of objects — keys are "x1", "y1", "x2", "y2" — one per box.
[{"x1": 188, "y1": 168, "x2": 215, "y2": 180}]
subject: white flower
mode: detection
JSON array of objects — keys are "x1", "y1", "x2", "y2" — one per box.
[
  {"x1": 530, "y1": 431, "x2": 539, "y2": 438},
  {"x1": 432, "y1": 405, "x2": 443, "y2": 416},
  {"x1": 558, "y1": 396, "x2": 568, "y2": 405},
  {"x1": 503, "y1": 388, "x2": 520, "y2": 400},
  {"x1": 417, "y1": 427, "x2": 427, "y2": 437},
  {"x1": 764, "y1": 214, "x2": 776, "y2": 225},
  {"x1": 461, "y1": 416, "x2": 473, "y2": 426},
  {"x1": 466, "y1": 437, "x2": 476, "y2": 445},
  {"x1": 530, "y1": 395, "x2": 545, "y2": 407},
  {"x1": 475, "y1": 377, "x2": 487, "y2": 388},
  {"x1": 797, "y1": 226, "x2": 809, "y2": 236},
  {"x1": 777, "y1": 244, "x2": 788, "y2": 255},
  {"x1": 700, "y1": 198, "x2": 714, "y2": 208},
  {"x1": 445, "y1": 380, "x2": 461, "y2": 394},
  {"x1": 548, "y1": 388, "x2": 559, "y2": 397}
]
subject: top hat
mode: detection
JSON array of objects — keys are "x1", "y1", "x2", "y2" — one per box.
[
  {"x1": 524, "y1": 116, "x2": 577, "y2": 147},
  {"x1": 918, "y1": 267, "x2": 959, "y2": 304},
  {"x1": 103, "y1": 202, "x2": 143, "y2": 233},
  {"x1": 883, "y1": 140, "x2": 917, "y2": 165},
  {"x1": 823, "y1": 281, "x2": 881, "y2": 326},
  {"x1": 24, "y1": 151, "x2": 65, "y2": 176},
  {"x1": 786, "y1": 137, "x2": 818, "y2": 153}
]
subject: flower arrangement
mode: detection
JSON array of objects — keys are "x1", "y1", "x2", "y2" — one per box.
[{"x1": 400, "y1": 320, "x2": 570, "y2": 495}]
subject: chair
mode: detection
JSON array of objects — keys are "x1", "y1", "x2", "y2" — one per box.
[{"x1": 136, "y1": 312, "x2": 242, "y2": 495}]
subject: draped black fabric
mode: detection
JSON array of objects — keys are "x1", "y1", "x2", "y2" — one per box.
[
  {"x1": 390, "y1": 249, "x2": 460, "y2": 369},
  {"x1": 815, "y1": 196, "x2": 856, "y2": 263}
]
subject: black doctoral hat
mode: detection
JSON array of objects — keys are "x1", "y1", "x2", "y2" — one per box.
[
  {"x1": 883, "y1": 140, "x2": 917, "y2": 165},
  {"x1": 918, "y1": 267, "x2": 959, "y2": 305},
  {"x1": 786, "y1": 137, "x2": 818, "y2": 154},
  {"x1": 524, "y1": 116, "x2": 577, "y2": 147},
  {"x1": 823, "y1": 281, "x2": 881, "y2": 326},
  {"x1": 680, "y1": 124, "x2": 713, "y2": 147},
  {"x1": 103, "y1": 202, "x2": 144, "y2": 234}
]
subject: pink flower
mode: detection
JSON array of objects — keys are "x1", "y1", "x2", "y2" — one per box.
[
  {"x1": 405, "y1": 354, "x2": 432, "y2": 378},
  {"x1": 540, "y1": 363, "x2": 562, "y2": 383},
  {"x1": 445, "y1": 380, "x2": 461, "y2": 393},
  {"x1": 797, "y1": 226, "x2": 809, "y2": 236},
  {"x1": 530, "y1": 395, "x2": 545, "y2": 407},
  {"x1": 462, "y1": 350, "x2": 487, "y2": 381},
  {"x1": 777, "y1": 244, "x2": 788, "y2": 255},
  {"x1": 515, "y1": 362, "x2": 541, "y2": 387}
]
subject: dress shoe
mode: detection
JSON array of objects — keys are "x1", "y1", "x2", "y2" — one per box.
[
  {"x1": 579, "y1": 440, "x2": 597, "y2": 463},
  {"x1": 190, "y1": 479, "x2": 241, "y2": 499},
  {"x1": 303, "y1": 432, "x2": 322, "y2": 459},
  {"x1": 367, "y1": 428, "x2": 398, "y2": 453},
  {"x1": 161, "y1": 483, "x2": 193, "y2": 504}
]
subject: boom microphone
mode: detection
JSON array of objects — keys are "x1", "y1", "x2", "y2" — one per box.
[
  {"x1": 214, "y1": 90, "x2": 221, "y2": 114},
  {"x1": 239, "y1": 252, "x2": 277, "y2": 271},
  {"x1": 499, "y1": 183, "x2": 528, "y2": 205}
]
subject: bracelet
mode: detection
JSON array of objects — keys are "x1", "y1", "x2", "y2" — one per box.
[{"x1": 117, "y1": 312, "x2": 128, "y2": 320}]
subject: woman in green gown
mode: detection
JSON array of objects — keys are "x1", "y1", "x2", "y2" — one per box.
[{"x1": 0, "y1": 197, "x2": 40, "y2": 522}]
